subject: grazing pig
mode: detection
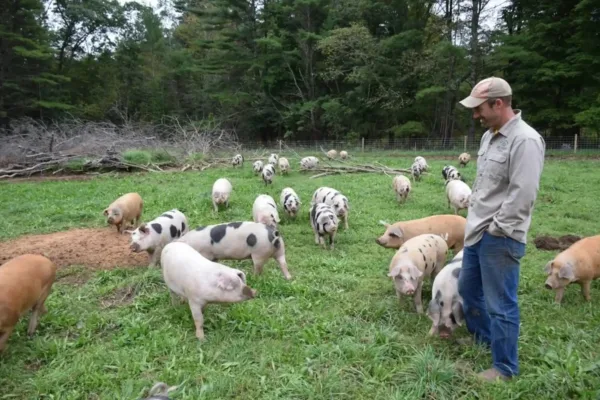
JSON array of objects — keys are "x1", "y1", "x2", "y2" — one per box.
[
  {"x1": 543, "y1": 234, "x2": 600, "y2": 304},
  {"x1": 445, "y1": 179, "x2": 472, "y2": 214},
  {"x1": 442, "y1": 165, "x2": 463, "y2": 182},
  {"x1": 280, "y1": 187, "x2": 301, "y2": 218},
  {"x1": 129, "y1": 209, "x2": 189, "y2": 268},
  {"x1": 104, "y1": 192, "x2": 144, "y2": 234},
  {"x1": 262, "y1": 164, "x2": 276, "y2": 186},
  {"x1": 376, "y1": 214, "x2": 466, "y2": 252},
  {"x1": 340, "y1": 150, "x2": 348, "y2": 160},
  {"x1": 141, "y1": 382, "x2": 178, "y2": 400},
  {"x1": 252, "y1": 194, "x2": 280, "y2": 228},
  {"x1": 388, "y1": 233, "x2": 449, "y2": 313},
  {"x1": 300, "y1": 156, "x2": 319, "y2": 170},
  {"x1": 212, "y1": 178, "x2": 232, "y2": 211},
  {"x1": 309, "y1": 203, "x2": 339, "y2": 250},
  {"x1": 231, "y1": 154, "x2": 244, "y2": 167},
  {"x1": 161, "y1": 242, "x2": 257, "y2": 341},
  {"x1": 458, "y1": 152, "x2": 471, "y2": 167},
  {"x1": 327, "y1": 149, "x2": 337, "y2": 159},
  {"x1": 392, "y1": 174, "x2": 411, "y2": 203},
  {"x1": 410, "y1": 161, "x2": 423, "y2": 182},
  {"x1": 278, "y1": 157, "x2": 290, "y2": 175},
  {"x1": 414, "y1": 156, "x2": 428, "y2": 171},
  {"x1": 311, "y1": 186, "x2": 350, "y2": 229},
  {"x1": 252, "y1": 160, "x2": 264, "y2": 175},
  {"x1": 177, "y1": 221, "x2": 292, "y2": 280},
  {"x1": 0, "y1": 254, "x2": 57, "y2": 352},
  {"x1": 427, "y1": 250, "x2": 464, "y2": 338},
  {"x1": 268, "y1": 153, "x2": 279, "y2": 165}
]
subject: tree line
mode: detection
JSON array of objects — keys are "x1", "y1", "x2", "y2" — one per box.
[{"x1": 1, "y1": 0, "x2": 598, "y2": 143}]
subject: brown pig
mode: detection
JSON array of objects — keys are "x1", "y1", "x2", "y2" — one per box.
[
  {"x1": 376, "y1": 214, "x2": 466, "y2": 252},
  {"x1": 0, "y1": 254, "x2": 57, "y2": 352},
  {"x1": 103, "y1": 192, "x2": 144, "y2": 234},
  {"x1": 543, "y1": 234, "x2": 600, "y2": 304}
]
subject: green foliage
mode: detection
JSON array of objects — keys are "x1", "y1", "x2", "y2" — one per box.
[{"x1": 392, "y1": 121, "x2": 426, "y2": 138}]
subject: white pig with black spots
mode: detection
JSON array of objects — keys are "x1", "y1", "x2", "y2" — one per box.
[
  {"x1": 309, "y1": 203, "x2": 339, "y2": 250},
  {"x1": 177, "y1": 221, "x2": 292, "y2": 280},
  {"x1": 262, "y1": 164, "x2": 275, "y2": 186},
  {"x1": 129, "y1": 209, "x2": 189, "y2": 268},
  {"x1": 280, "y1": 187, "x2": 301, "y2": 218},
  {"x1": 253, "y1": 160, "x2": 264, "y2": 175},
  {"x1": 311, "y1": 186, "x2": 350, "y2": 229}
]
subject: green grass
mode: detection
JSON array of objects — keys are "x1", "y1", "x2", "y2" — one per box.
[{"x1": 1, "y1": 155, "x2": 600, "y2": 399}]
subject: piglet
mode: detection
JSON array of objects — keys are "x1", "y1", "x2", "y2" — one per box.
[
  {"x1": 278, "y1": 157, "x2": 290, "y2": 175},
  {"x1": 340, "y1": 150, "x2": 348, "y2": 160},
  {"x1": 327, "y1": 149, "x2": 337, "y2": 159},
  {"x1": 427, "y1": 250, "x2": 464, "y2": 338},
  {"x1": 445, "y1": 179, "x2": 471, "y2": 214},
  {"x1": 309, "y1": 203, "x2": 339, "y2": 250},
  {"x1": 387, "y1": 233, "x2": 449, "y2": 313},
  {"x1": 311, "y1": 186, "x2": 350, "y2": 229},
  {"x1": 392, "y1": 174, "x2": 411, "y2": 203},
  {"x1": 129, "y1": 209, "x2": 189, "y2": 268},
  {"x1": 161, "y1": 242, "x2": 257, "y2": 341},
  {"x1": 543, "y1": 234, "x2": 600, "y2": 304},
  {"x1": 262, "y1": 164, "x2": 275, "y2": 186},
  {"x1": 252, "y1": 194, "x2": 280, "y2": 228},
  {"x1": 458, "y1": 152, "x2": 471, "y2": 167},
  {"x1": 104, "y1": 192, "x2": 144, "y2": 234},
  {"x1": 212, "y1": 178, "x2": 232, "y2": 212},
  {"x1": 0, "y1": 254, "x2": 57, "y2": 352},
  {"x1": 280, "y1": 187, "x2": 301, "y2": 218},
  {"x1": 300, "y1": 156, "x2": 319, "y2": 170},
  {"x1": 253, "y1": 160, "x2": 264, "y2": 175}
]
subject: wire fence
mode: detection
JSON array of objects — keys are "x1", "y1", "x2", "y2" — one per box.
[{"x1": 234, "y1": 135, "x2": 600, "y2": 156}]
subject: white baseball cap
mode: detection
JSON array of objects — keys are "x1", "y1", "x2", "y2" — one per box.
[{"x1": 459, "y1": 77, "x2": 512, "y2": 108}]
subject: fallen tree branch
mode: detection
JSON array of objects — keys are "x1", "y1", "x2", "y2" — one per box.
[{"x1": 308, "y1": 162, "x2": 416, "y2": 178}]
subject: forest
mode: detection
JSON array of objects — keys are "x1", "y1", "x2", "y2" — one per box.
[{"x1": 1, "y1": 0, "x2": 599, "y2": 144}]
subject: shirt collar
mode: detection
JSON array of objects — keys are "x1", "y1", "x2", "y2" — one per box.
[{"x1": 495, "y1": 109, "x2": 522, "y2": 137}]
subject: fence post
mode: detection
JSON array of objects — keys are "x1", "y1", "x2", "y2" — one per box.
[
  {"x1": 464, "y1": 135, "x2": 467, "y2": 152},
  {"x1": 574, "y1": 134, "x2": 578, "y2": 154},
  {"x1": 279, "y1": 140, "x2": 282, "y2": 152},
  {"x1": 361, "y1": 137, "x2": 365, "y2": 153}
]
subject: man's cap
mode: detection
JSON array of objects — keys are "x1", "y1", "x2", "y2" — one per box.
[{"x1": 459, "y1": 77, "x2": 512, "y2": 108}]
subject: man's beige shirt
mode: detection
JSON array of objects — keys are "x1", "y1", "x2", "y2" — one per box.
[{"x1": 464, "y1": 110, "x2": 546, "y2": 246}]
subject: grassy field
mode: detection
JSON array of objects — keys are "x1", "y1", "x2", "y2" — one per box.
[{"x1": 1, "y1": 154, "x2": 600, "y2": 399}]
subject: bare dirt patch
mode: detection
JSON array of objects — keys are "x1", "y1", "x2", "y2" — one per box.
[
  {"x1": 534, "y1": 234, "x2": 582, "y2": 251},
  {"x1": 0, "y1": 228, "x2": 149, "y2": 270}
]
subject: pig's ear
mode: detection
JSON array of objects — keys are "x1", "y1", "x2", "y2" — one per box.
[
  {"x1": 216, "y1": 273, "x2": 239, "y2": 291},
  {"x1": 543, "y1": 261, "x2": 553, "y2": 275},
  {"x1": 103, "y1": 208, "x2": 109, "y2": 216},
  {"x1": 451, "y1": 298, "x2": 465, "y2": 326},
  {"x1": 388, "y1": 226, "x2": 404, "y2": 239},
  {"x1": 408, "y1": 264, "x2": 423, "y2": 280},
  {"x1": 387, "y1": 265, "x2": 401, "y2": 278},
  {"x1": 139, "y1": 224, "x2": 149, "y2": 234},
  {"x1": 558, "y1": 262, "x2": 575, "y2": 280},
  {"x1": 236, "y1": 270, "x2": 247, "y2": 284}
]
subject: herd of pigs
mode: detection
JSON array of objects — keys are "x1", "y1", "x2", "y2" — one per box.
[{"x1": 2, "y1": 150, "x2": 600, "y2": 361}]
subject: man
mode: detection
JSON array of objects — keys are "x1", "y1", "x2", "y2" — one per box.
[{"x1": 457, "y1": 77, "x2": 545, "y2": 382}]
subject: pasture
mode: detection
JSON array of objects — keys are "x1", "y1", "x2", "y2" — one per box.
[{"x1": 1, "y1": 153, "x2": 600, "y2": 399}]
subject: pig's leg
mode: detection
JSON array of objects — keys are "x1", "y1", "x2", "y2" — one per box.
[
  {"x1": 213, "y1": 199, "x2": 218, "y2": 212},
  {"x1": 554, "y1": 287, "x2": 565, "y2": 304},
  {"x1": 0, "y1": 327, "x2": 15, "y2": 352},
  {"x1": 251, "y1": 254, "x2": 266, "y2": 275},
  {"x1": 428, "y1": 325, "x2": 438, "y2": 336},
  {"x1": 148, "y1": 247, "x2": 161, "y2": 268},
  {"x1": 188, "y1": 301, "x2": 206, "y2": 341},
  {"x1": 274, "y1": 250, "x2": 292, "y2": 280},
  {"x1": 170, "y1": 290, "x2": 185, "y2": 306},
  {"x1": 344, "y1": 214, "x2": 349, "y2": 230},
  {"x1": 581, "y1": 281, "x2": 591, "y2": 301},
  {"x1": 28, "y1": 284, "x2": 53, "y2": 336},
  {"x1": 329, "y1": 233, "x2": 335, "y2": 250},
  {"x1": 414, "y1": 281, "x2": 424, "y2": 314},
  {"x1": 314, "y1": 232, "x2": 320, "y2": 245}
]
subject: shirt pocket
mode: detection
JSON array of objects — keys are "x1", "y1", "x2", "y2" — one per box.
[{"x1": 486, "y1": 153, "x2": 508, "y2": 183}]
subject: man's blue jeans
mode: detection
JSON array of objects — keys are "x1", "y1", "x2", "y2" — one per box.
[{"x1": 458, "y1": 231, "x2": 526, "y2": 377}]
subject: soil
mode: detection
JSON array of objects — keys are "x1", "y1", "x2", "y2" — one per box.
[
  {"x1": 0, "y1": 227, "x2": 150, "y2": 270},
  {"x1": 534, "y1": 234, "x2": 582, "y2": 251}
]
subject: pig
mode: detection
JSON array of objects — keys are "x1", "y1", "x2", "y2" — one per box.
[
  {"x1": 414, "y1": 156, "x2": 428, "y2": 171},
  {"x1": 376, "y1": 214, "x2": 466, "y2": 252},
  {"x1": 300, "y1": 156, "x2": 319, "y2": 170},
  {"x1": 177, "y1": 221, "x2": 292, "y2": 280},
  {"x1": 0, "y1": 254, "x2": 57, "y2": 352},
  {"x1": 103, "y1": 192, "x2": 144, "y2": 234},
  {"x1": 458, "y1": 152, "x2": 471, "y2": 167},
  {"x1": 278, "y1": 157, "x2": 290, "y2": 175},
  {"x1": 543, "y1": 234, "x2": 600, "y2": 304},
  {"x1": 161, "y1": 242, "x2": 257, "y2": 341},
  {"x1": 311, "y1": 186, "x2": 350, "y2": 230},
  {"x1": 340, "y1": 150, "x2": 348, "y2": 160},
  {"x1": 268, "y1": 153, "x2": 279, "y2": 165},
  {"x1": 252, "y1": 194, "x2": 280, "y2": 228},
  {"x1": 212, "y1": 178, "x2": 232, "y2": 211},
  {"x1": 388, "y1": 233, "x2": 449, "y2": 313},
  {"x1": 309, "y1": 203, "x2": 339, "y2": 250},
  {"x1": 141, "y1": 382, "x2": 178, "y2": 400},
  {"x1": 262, "y1": 164, "x2": 275, "y2": 186},
  {"x1": 427, "y1": 250, "x2": 465, "y2": 338},
  {"x1": 252, "y1": 160, "x2": 264, "y2": 175},
  {"x1": 280, "y1": 187, "x2": 301, "y2": 218},
  {"x1": 445, "y1": 179, "x2": 472, "y2": 215},
  {"x1": 442, "y1": 165, "x2": 463, "y2": 182},
  {"x1": 392, "y1": 174, "x2": 411, "y2": 203},
  {"x1": 231, "y1": 154, "x2": 244, "y2": 167},
  {"x1": 410, "y1": 161, "x2": 423, "y2": 182},
  {"x1": 129, "y1": 208, "x2": 189, "y2": 268},
  {"x1": 327, "y1": 149, "x2": 337, "y2": 159}
]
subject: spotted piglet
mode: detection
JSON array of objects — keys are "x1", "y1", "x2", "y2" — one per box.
[
  {"x1": 280, "y1": 187, "x2": 301, "y2": 218},
  {"x1": 262, "y1": 164, "x2": 275, "y2": 186},
  {"x1": 309, "y1": 203, "x2": 339, "y2": 250},
  {"x1": 231, "y1": 154, "x2": 244, "y2": 167},
  {"x1": 427, "y1": 250, "x2": 464, "y2": 338},
  {"x1": 129, "y1": 209, "x2": 189, "y2": 268},
  {"x1": 387, "y1": 233, "x2": 449, "y2": 314},
  {"x1": 311, "y1": 186, "x2": 350, "y2": 229},
  {"x1": 177, "y1": 221, "x2": 292, "y2": 280},
  {"x1": 253, "y1": 160, "x2": 264, "y2": 175}
]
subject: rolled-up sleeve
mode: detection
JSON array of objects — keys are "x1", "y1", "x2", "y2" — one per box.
[{"x1": 489, "y1": 136, "x2": 545, "y2": 236}]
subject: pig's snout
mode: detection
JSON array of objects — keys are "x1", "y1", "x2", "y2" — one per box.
[
  {"x1": 242, "y1": 286, "x2": 257, "y2": 298},
  {"x1": 375, "y1": 237, "x2": 385, "y2": 246},
  {"x1": 107, "y1": 217, "x2": 114, "y2": 224},
  {"x1": 545, "y1": 283, "x2": 552, "y2": 290},
  {"x1": 130, "y1": 243, "x2": 141, "y2": 252}
]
